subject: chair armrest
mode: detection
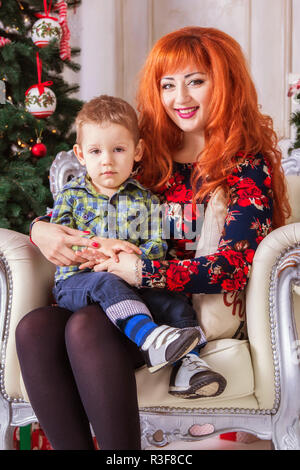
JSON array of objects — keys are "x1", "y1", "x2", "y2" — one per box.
[
  {"x1": 246, "y1": 222, "x2": 300, "y2": 410},
  {"x1": 0, "y1": 228, "x2": 55, "y2": 398}
]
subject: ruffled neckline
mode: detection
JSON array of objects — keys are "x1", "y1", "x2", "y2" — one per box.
[{"x1": 173, "y1": 161, "x2": 197, "y2": 170}]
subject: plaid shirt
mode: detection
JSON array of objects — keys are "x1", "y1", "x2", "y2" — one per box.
[{"x1": 50, "y1": 174, "x2": 167, "y2": 282}]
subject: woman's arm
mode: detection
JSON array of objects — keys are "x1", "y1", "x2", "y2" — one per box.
[
  {"x1": 103, "y1": 155, "x2": 274, "y2": 293},
  {"x1": 141, "y1": 155, "x2": 273, "y2": 293},
  {"x1": 31, "y1": 220, "x2": 95, "y2": 266},
  {"x1": 30, "y1": 189, "x2": 98, "y2": 268}
]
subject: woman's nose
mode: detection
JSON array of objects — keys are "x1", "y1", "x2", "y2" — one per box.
[{"x1": 175, "y1": 83, "x2": 190, "y2": 104}]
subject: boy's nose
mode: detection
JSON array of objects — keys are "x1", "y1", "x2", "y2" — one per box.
[{"x1": 102, "y1": 151, "x2": 113, "y2": 164}]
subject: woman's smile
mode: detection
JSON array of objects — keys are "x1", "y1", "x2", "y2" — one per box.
[
  {"x1": 175, "y1": 106, "x2": 199, "y2": 119},
  {"x1": 160, "y1": 68, "x2": 212, "y2": 134}
]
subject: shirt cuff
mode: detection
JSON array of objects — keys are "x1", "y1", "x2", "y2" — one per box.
[{"x1": 141, "y1": 258, "x2": 167, "y2": 289}]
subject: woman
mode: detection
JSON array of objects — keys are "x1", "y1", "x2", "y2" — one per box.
[{"x1": 15, "y1": 27, "x2": 290, "y2": 450}]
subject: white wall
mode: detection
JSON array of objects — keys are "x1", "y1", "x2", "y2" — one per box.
[
  {"x1": 64, "y1": 0, "x2": 119, "y2": 100},
  {"x1": 66, "y1": 0, "x2": 300, "y2": 140}
]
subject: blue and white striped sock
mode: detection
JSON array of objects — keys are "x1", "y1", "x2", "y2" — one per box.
[
  {"x1": 188, "y1": 348, "x2": 200, "y2": 356},
  {"x1": 121, "y1": 314, "x2": 158, "y2": 347}
]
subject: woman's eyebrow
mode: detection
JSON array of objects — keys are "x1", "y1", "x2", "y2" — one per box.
[
  {"x1": 185, "y1": 72, "x2": 206, "y2": 78},
  {"x1": 161, "y1": 72, "x2": 206, "y2": 80}
]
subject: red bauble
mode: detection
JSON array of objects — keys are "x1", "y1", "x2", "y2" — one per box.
[{"x1": 31, "y1": 142, "x2": 47, "y2": 158}]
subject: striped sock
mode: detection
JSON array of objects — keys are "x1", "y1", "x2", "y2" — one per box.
[
  {"x1": 188, "y1": 347, "x2": 200, "y2": 356},
  {"x1": 121, "y1": 314, "x2": 158, "y2": 347}
]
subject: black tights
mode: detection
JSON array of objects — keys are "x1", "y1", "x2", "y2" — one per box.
[{"x1": 15, "y1": 304, "x2": 145, "y2": 450}]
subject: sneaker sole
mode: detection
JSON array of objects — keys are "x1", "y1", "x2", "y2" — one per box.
[
  {"x1": 148, "y1": 336, "x2": 200, "y2": 374},
  {"x1": 169, "y1": 377, "x2": 227, "y2": 399}
]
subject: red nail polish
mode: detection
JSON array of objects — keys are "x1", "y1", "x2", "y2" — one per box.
[
  {"x1": 83, "y1": 230, "x2": 90, "y2": 234},
  {"x1": 92, "y1": 242, "x2": 99, "y2": 247}
]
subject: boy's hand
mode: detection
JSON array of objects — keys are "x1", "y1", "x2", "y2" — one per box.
[
  {"x1": 74, "y1": 250, "x2": 110, "y2": 270},
  {"x1": 75, "y1": 237, "x2": 142, "y2": 269}
]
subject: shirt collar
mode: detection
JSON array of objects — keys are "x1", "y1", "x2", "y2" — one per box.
[
  {"x1": 118, "y1": 177, "x2": 147, "y2": 193},
  {"x1": 68, "y1": 174, "x2": 147, "y2": 199}
]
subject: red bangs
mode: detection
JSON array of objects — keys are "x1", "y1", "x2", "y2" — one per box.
[{"x1": 154, "y1": 35, "x2": 211, "y2": 82}]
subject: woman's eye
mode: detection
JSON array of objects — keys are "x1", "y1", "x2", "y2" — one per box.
[
  {"x1": 188, "y1": 79, "x2": 204, "y2": 86},
  {"x1": 161, "y1": 83, "x2": 174, "y2": 90}
]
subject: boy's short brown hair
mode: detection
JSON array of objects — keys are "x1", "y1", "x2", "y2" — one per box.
[{"x1": 75, "y1": 95, "x2": 140, "y2": 145}]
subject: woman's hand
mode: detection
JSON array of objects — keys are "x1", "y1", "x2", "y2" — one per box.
[
  {"x1": 93, "y1": 252, "x2": 142, "y2": 286},
  {"x1": 76, "y1": 237, "x2": 142, "y2": 269},
  {"x1": 31, "y1": 221, "x2": 96, "y2": 266}
]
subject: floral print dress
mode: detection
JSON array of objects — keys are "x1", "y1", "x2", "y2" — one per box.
[{"x1": 141, "y1": 154, "x2": 274, "y2": 294}]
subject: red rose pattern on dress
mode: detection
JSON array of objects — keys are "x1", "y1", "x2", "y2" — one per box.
[{"x1": 141, "y1": 154, "x2": 273, "y2": 294}]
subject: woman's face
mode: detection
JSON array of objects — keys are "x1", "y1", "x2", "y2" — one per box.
[{"x1": 160, "y1": 65, "x2": 212, "y2": 135}]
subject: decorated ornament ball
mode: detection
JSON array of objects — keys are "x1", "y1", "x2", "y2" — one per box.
[
  {"x1": 31, "y1": 139, "x2": 47, "y2": 158},
  {"x1": 25, "y1": 86, "x2": 56, "y2": 118},
  {"x1": 31, "y1": 17, "x2": 62, "y2": 48}
]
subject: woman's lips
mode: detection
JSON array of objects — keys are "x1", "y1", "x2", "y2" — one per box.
[{"x1": 175, "y1": 106, "x2": 199, "y2": 119}]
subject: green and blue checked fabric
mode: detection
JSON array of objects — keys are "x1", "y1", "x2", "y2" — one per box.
[{"x1": 50, "y1": 174, "x2": 168, "y2": 283}]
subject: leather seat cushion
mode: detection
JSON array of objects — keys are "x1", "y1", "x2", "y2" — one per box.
[{"x1": 136, "y1": 338, "x2": 257, "y2": 410}]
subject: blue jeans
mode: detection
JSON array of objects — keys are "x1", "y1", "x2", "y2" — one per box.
[{"x1": 53, "y1": 271, "x2": 206, "y2": 344}]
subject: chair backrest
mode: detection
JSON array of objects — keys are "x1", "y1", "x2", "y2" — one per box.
[
  {"x1": 285, "y1": 175, "x2": 300, "y2": 224},
  {"x1": 281, "y1": 148, "x2": 300, "y2": 224},
  {"x1": 49, "y1": 150, "x2": 85, "y2": 200}
]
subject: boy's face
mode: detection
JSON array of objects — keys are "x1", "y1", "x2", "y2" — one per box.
[{"x1": 73, "y1": 122, "x2": 143, "y2": 197}]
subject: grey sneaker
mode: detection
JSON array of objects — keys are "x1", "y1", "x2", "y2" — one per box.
[
  {"x1": 169, "y1": 353, "x2": 227, "y2": 398},
  {"x1": 141, "y1": 325, "x2": 200, "y2": 373}
]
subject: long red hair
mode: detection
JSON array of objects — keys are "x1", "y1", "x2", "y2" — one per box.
[{"x1": 136, "y1": 27, "x2": 290, "y2": 228}]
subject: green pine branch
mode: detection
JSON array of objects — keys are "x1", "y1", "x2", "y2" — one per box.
[{"x1": 0, "y1": 0, "x2": 82, "y2": 234}]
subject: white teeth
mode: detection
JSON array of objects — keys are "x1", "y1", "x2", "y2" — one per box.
[{"x1": 177, "y1": 107, "x2": 197, "y2": 114}]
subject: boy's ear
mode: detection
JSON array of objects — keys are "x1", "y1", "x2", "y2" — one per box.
[
  {"x1": 73, "y1": 144, "x2": 86, "y2": 166},
  {"x1": 134, "y1": 139, "x2": 144, "y2": 162}
]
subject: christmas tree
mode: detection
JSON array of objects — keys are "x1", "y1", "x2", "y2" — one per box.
[
  {"x1": 288, "y1": 78, "x2": 300, "y2": 152},
  {"x1": 0, "y1": 0, "x2": 82, "y2": 234}
]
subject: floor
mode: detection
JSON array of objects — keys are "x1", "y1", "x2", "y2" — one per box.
[{"x1": 147, "y1": 435, "x2": 272, "y2": 450}]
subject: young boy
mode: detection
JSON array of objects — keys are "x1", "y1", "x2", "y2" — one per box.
[{"x1": 51, "y1": 95, "x2": 202, "y2": 374}]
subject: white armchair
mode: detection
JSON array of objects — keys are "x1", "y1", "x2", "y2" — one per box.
[{"x1": 0, "y1": 149, "x2": 299, "y2": 450}]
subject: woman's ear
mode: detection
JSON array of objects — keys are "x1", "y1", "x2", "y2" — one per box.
[
  {"x1": 134, "y1": 139, "x2": 144, "y2": 162},
  {"x1": 73, "y1": 144, "x2": 86, "y2": 166}
]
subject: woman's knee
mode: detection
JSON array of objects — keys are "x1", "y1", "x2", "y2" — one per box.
[
  {"x1": 65, "y1": 304, "x2": 119, "y2": 351},
  {"x1": 65, "y1": 304, "x2": 103, "y2": 346},
  {"x1": 15, "y1": 306, "x2": 71, "y2": 349}
]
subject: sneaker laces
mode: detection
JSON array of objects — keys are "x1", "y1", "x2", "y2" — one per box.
[
  {"x1": 181, "y1": 354, "x2": 210, "y2": 372},
  {"x1": 142, "y1": 325, "x2": 180, "y2": 351}
]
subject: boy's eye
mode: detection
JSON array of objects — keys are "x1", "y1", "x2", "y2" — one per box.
[
  {"x1": 90, "y1": 149, "x2": 100, "y2": 154},
  {"x1": 114, "y1": 147, "x2": 125, "y2": 152}
]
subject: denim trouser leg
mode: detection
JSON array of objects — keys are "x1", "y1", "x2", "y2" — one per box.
[
  {"x1": 53, "y1": 271, "x2": 207, "y2": 348},
  {"x1": 138, "y1": 288, "x2": 207, "y2": 348},
  {"x1": 53, "y1": 271, "x2": 153, "y2": 328}
]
